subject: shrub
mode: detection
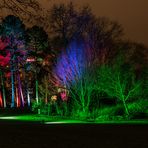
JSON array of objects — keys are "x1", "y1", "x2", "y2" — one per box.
[
  {"x1": 128, "y1": 99, "x2": 148, "y2": 119},
  {"x1": 96, "y1": 105, "x2": 125, "y2": 121}
]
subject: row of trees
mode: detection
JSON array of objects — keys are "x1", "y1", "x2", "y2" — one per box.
[
  {"x1": 0, "y1": 14, "x2": 51, "y2": 108},
  {"x1": 51, "y1": 40, "x2": 146, "y2": 118},
  {"x1": 0, "y1": 2, "x2": 147, "y2": 119}
]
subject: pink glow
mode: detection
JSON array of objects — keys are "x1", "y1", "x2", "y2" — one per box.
[
  {"x1": 26, "y1": 58, "x2": 35, "y2": 62},
  {"x1": 0, "y1": 53, "x2": 10, "y2": 66},
  {"x1": 0, "y1": 38, "x2": 10, "y2": 67},
  {"x1": 60, "y1": 91, "x2": 68, "y2": 101},
  {"x1": 0, "y1": 91, "x2": 3, "y2": 107}
]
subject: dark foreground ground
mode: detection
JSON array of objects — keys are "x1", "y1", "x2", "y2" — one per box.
[{"x1": 0, "y1": 120, "x2": 147, "y2": 148}]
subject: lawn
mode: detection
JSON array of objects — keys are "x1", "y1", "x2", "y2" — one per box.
[{"x1": 0, "y1": 114, "x2": 147, "y2": 124}]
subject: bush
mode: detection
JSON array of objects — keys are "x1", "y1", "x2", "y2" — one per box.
[
  {"x1": 128, "y1": 99, "x2": 148, "y2": 119},
  {"x1": 71, "y1": 108, "x2": 89, "y2": 120},
  {"x1": 31, "y1": 98, "x2": 70, "y2": 117},
  {"x1": 96, "y1": 105, "x2": 125, "y2": 121}
]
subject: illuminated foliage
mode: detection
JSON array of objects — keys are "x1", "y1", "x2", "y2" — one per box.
[
  {"x1": 54, "y1": 40, "x2": 97, "y2": 117},
  {"x1": 0, "y1": 2, "x2": 146, "y2": 122},
  {"x1": 2, "y1": 15, "x2": 27, "y2": 107},
  {"x1": 97, "y1": 65, "x2": 142, "y2": 116},
  {"x1": 55, "y1": 41, "x2": 86, "y2": 86},
  {"x1": 25, "y1": 26, "x2": 49, "y2": 104}
]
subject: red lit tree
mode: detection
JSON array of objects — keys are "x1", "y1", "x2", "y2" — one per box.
[{"x1": 0, "y1": 37, "x2": 10, "y2": 107}]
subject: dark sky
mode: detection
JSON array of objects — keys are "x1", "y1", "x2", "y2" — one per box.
[{"x1": 41, "y1": 0, "x2": 148, "y2": 46}]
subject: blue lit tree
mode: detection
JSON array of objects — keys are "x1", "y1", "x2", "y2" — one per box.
[{"x1": 54, "y1": 41, "x2": 86, "y2": 87}]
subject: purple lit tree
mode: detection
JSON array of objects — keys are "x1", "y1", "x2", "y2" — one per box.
[
  {"x1": 54, "y1": 40, "x2": 96, "y2": 117},
  {"x1": 54, "y1": 41, "x2": 86, "y2": 87}
]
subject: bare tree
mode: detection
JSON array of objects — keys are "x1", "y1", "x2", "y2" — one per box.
[
  {"x1": 97, "y1": 65, "x2": 142, "y2": 116},
  {"x1": 0, "y1": 0, "x2": 48, "y2": 28},
  {"x1": 48, "y1": 2, "x2": 124, "y2": 64}
]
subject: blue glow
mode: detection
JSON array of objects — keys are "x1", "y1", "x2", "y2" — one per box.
[{"x1": 54, "y1": 41, "x2": 88, "y2": 87}]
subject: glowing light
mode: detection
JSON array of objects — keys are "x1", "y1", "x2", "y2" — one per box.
[
  {"x1": 51, "y1": 95, "x2": 57, "y2": 101},
  {"x1": 0, "y1": 116, "x2": 17, "y2": 120},
  {"x1": 26, "y1": 58, "x2": 35, "y2": 62},
  {"x1": 0, "y1": 91, "x2": 3, "y2": 107},
  {"x1": 60, "y1": 91, "x2": 68, "y2": 101},
  {"x1": 15, "y1": 87, "x2": 20, "y2": 108},
  {"x1": 44, "y1": 121, "x2": 66, "y2": 124},
  {"x1": 27, "y1": 91, "x2": 31, "y2": 107},
  {"x1": 54, "y1": 41, "x2": 90, "y2": 88}
]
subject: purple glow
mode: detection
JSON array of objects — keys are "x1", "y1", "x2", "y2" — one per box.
[{"x1": 54, "y1": 41, "x2": 91, "y2": 88}]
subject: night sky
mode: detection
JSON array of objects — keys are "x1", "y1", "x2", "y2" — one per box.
[
  {"x1": 40, "y1": 0, "x2": 148, "y2": 46},
  {"x1": 0, "y1": 0, "x2": 148, "y2": 46}
]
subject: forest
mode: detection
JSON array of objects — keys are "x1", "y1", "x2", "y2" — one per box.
[{"x1": 0, "y1": 1, "x2": 147, "y2": 121}]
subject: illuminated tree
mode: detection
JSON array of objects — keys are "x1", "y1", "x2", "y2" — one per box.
[
  {"x1": 2, "y1": 15, "x2": 26, "y2": 107},
  {"x1": 54, "y1": 40, "x2": 96, "y2": 117},
  {"x1": 25, "y1": 26, "x2": 49, "y2": 104},
  {"x1": 97, "y1": 64, "x2": 142, "y2": 116},
  {"x1": 0, "y1": 37, "x2": 10, "y2": 107},
  {"x1": 112, "y1": 41, "x2": 148, "y2": 100}
]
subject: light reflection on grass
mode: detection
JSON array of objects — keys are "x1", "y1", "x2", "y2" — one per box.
[
  {"x1": 0, "y1": 116, "x2": 17, "y2": 120},
  {"x1": 0, "y1": 115, "x2": 148, "y2": 124}
]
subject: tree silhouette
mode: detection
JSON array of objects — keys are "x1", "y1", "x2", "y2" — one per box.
[
  {"x1": 49, "y1": 2, "x2": 123, "y2": 64},
  {"x1": 0, "y1": 0, "x2": 48, "y2": 28}
]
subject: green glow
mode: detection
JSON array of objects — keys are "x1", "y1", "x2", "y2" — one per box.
[
  {"x1": 36, "y1": 80, "x2": 39, "y2": 104},
  {"x1": 97, "y1": 65, "x2": 143, "y2": 116},
  {"x1": 0, "y1": 116, "x2": 17, "y2": 120},
  {"x1": 0, "y1": 115, "x2": 147, "y2": 124}
]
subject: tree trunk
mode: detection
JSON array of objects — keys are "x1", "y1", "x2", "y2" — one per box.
[
  {"x1": 27, "y1": 87, "x2": 31, "y2": 107},
  {"x1": 123, "y1": 99, "x2": 129, "y2": 116},
  {"x1": 0, "y1": 70, "x2": 6, "y2": 108},
  {"x1": 24, "y1": 70, "x2": 30, "y2": 107},
  {"x1": 16, "y1": 87, "x2": 21, "y2": 108},
  {"x1": 45, "y1": 76, "x2": 48, "y2": 104},
  {"x1": 0, "y1": 91, "x2": 3, "y2": 107},
  {"x1": 35, "y1": 79, "x2": 39, "y2": 104},
  {"x1": 17, "y1": 71, "x2": 24, "y2": 107},
  {"x1": 11, "y1": 65, "x2": 15, "y2": 108}
]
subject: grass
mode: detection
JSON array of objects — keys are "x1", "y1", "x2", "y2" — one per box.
[{"x1": 0, "y1": 114, "x2": 148, "y2": 124}]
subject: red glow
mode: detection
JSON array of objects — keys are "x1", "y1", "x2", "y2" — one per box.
[
  {"x1": 16, "y1": 87, "x2": 21, "y2": 108},
  {"x1": 0, "y1": 38, "x2": 10, "y2": 66},
  {"x1": 0, "y1": 38, "x2": 8, "y2": 50},
  {"x1": 0, "y1": 91, "x2": 3, "y2": 107},
  {"x1": 60, "y1": 91, "x2": 68, "y2": 101},
  {"x1": 0, "y1": 54, "x2": 10, "y2": 66},
  {"x1": 5, "y1": 72, "x2": 11, "y2": 78}
]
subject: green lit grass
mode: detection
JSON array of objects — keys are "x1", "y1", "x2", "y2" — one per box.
[{"x1": 0, "y1": 115, "x2": 148, "y2": 124}]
